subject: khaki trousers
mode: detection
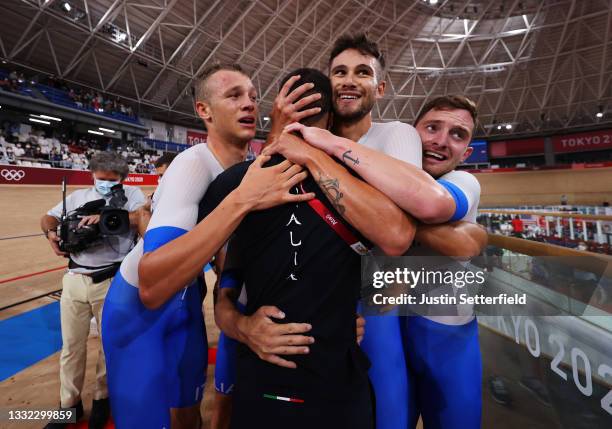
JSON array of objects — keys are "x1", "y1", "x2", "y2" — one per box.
[{"x1": 59, "y1": 272, "x2": 111, "y2": 407}]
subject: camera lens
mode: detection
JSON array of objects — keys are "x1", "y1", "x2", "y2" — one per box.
[{"x1": 104, "y1": 215, "x2": 120, "y2": 231}]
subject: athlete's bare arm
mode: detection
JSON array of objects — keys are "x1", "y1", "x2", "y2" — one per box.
[
  {"x1": 265, "y1": 132, "x2": 416, "y2": 256},
  {"x1": 138, "y1": 157, "x2": 315, "y2": 309},
  {"x1": 285, "y1": 123, "x2": 456, "y2": 223},
  {"x1": 415, "y1": 221, "x2": 488, "y2": 260}
]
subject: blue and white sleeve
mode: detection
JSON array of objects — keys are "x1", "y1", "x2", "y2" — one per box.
[
  {"x1": 144, "y1": 151, "x2": 214, "y2": 253},
  {"x1": 436, "y1": 170, "x2": 481, "y2": 222}
]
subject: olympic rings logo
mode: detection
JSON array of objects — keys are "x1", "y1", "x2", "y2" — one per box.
[{"x1": 1, "y1": 169, "x2": 26, "y2": 181}]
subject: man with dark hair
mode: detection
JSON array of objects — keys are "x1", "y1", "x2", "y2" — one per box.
[
  {"x1": 329, "y1": 33, "x2": 385, "y2": 79},
  {"x1": 289, "y1": 91, "x2": 486, "y2": 428},
  {"x1": 101, "y1": 63, "x2": 315, "y2": 429},
  {"x1": 268, "y1": 31, "x2": 485, "y2": 429},
  {"x1": 278, "y1": 68, "x2": 333, "y2": 128},
  {"x1": 41, "y1": 152, "x2": 146, "y2": 429},
  {"x1": 153, "y1": 153, "x2": 177, "y2": 179},
  {"x1": 202, "y1": 67, "x2": 416, "y2": 429}
]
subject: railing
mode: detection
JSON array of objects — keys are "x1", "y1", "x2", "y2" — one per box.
[
  {"x1": 475, "y1": 236, "x2": 612, "y2": 426},
  {"x1": 479, "y1": 209, "x2": 612, "y2": 248},
  {"x1": 142, "y1": 138, "x2": 190, "y2": 153}
]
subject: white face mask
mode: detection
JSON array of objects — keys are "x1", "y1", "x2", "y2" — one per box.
[{"x1": 95, "y1": 179, "x2": 120, "y2": 196}]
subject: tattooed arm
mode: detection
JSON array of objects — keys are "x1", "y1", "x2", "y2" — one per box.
[{"x1": 267, "y1": 132, "x2": 415, "y2": 255}]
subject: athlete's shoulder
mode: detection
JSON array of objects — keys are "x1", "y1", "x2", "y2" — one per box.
[
  {"x1": 439, "y1": 170, "x2": 480, "y2": 193},
  {"x1": 159, "y1": 145, "x2": 223, "y2": 188},
  {"x1": 371, "y1": 121, "x2": 417, "y2": 134}
]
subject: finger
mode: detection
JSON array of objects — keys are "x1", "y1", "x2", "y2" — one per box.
[
  {"x1": 285, "y1": 82, "x2": 315, "y2": 104},
  {"x1": 274, "y1": 159, "x2": 294, "y2": 172},
  {"x1": 278, "y1": 75, "x2": 301, "y2": 98},
  {"x1": 281, "y1": 164, "x2": 305, "y2": 179},
  {"x1": 270, "y1": 322, "x2": 312, "y2": 334},
  {"x1": 283, "y1": 122, "x2": 305, "y2": 134},
  {"x1": 356, "y1": 316, "x2": 366, "y2": 328},
  {"x1": 293, "y1": 92, "x2": 322, "y2": 111},
  {"x1": 78, "y1": 219, "x2": 86, "y2": 228},
  {"x1": 294, "y1": 107, "x2": 322, "y2": 122},
  {"x1": 270, "y1": 334, "x2": 315, "y2": 347},
  {"x1": 285, "y1": 192, "x2": 315, "y2": 203},
  {"x1": 251, "y1": 154, "x2": 271, "y2": 168},
  {"x1": 261, "y1": 305, "x2": 285, "y2": 319},
  {"x1": 261, "y1": 144, "x2": 278, "y2": 156},
  {"x1": 284, "y1": 170, "x2": 308, "y2": 187},
  {"x1": 265, "y1": 345, "x2": 310, "y2": 355},
  {"x1": 264, "y1": 354, "x2": 297, "y2": 369}
]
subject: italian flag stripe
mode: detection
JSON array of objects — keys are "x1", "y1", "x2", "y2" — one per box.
[{"x1": 263, "y1": 394, "x2": 304, "y2": 403}]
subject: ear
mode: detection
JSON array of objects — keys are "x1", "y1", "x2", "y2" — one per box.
[
  {"x1": 461, "y1": 146, "x2": 474, "y2": 162},
  {"x1": 195, "y1": 100, "x2": 212, "y2": 122},
  {"x1": 376, "y1": 79, "x2": 386, "y2": 100}
]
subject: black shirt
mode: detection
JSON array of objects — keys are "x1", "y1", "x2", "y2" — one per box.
[{"x1": 198, "y1": 156, "x2": 370, "y2": 397}]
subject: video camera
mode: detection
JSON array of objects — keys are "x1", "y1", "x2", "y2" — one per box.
[{"x1": 58, "y1": 177, "x2": 130, "y2": 253}]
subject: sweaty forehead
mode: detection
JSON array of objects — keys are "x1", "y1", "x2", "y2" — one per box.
[
  {"x1": 419, "y1": 108, "x2": 474, "y2": 132},
  {"x1": 206, "y1": 70, "x2": 255, "y2": 97}
]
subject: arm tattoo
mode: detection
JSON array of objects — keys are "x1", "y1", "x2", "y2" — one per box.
[
  {"x1": 342, "y1": 150, "x2": 360, "y2": 166},
  {"x1": 317, "y1": 173, "x2": 346, "y2": 216}
]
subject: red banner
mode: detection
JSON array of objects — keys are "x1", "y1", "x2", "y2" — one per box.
[
  {"x1": 187, "y1": 130, "x2": 207, "y2": 145},
  {"x1": 552, "y1": 129, "x2": 612, "y2": 153},
  {"x1": 465, "y1": 161, "x2": 612, "y2": 174},
  {"x1": 0, "y1": 165, "x2": 157, "y2": 186},
  {"x1": 249, "y1": 139, "x2": 265, "y2": 156},
  {"x1": 489, "y1": 138, "x2": 545, "y2": 157}
]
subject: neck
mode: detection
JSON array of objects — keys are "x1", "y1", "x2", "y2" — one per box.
[
  {"x1": 206, "y1": 129, "x2": 249, "y2": 169},
  {"x1": 333, "y1": 113, "x2": 372, "y2": 142}
]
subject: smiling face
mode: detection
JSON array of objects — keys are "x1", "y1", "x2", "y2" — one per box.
[
  {"x1": 329, "y1": 49, "x2": 385, "y2": 123},
  {"x1": 415, "y1": 107, "x2": 475, "y2": 178},
  {"x1": 195, "y1": 70, "x2": 258, "y2": 144}
]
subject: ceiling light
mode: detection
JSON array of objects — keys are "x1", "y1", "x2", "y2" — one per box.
[
  {"x1": 88, "y1": 130, "x2": 104, "y2": 135},
  {"x1": 112, "y1": 31, "x2": 127, "y2": 43},
  {"x1": 29, "y1": 118, "x2": 51, "y2": 125},
  {"x1": 505, "y1": 124, "x2": 512, "y2": 130},
  {"x1": 263, "y1": 116, "x2": 270, "y2": 121},
  {"x1": 62, "y1": 2, "x2": 72, "y2": 12},
  {"x1": 99, "y1": 127, "x2": 115, "y2": 133},
  {"x1": 497, "y1": 125, "x2": 502, "y2": 130},
  {"x1": 31, "y1": 113, "x2": 61, "y2": 121},
  {"x1": 429, "y1": 0, "x2": 439, "y2": 5},
  {"x1": 596, "y1": 112, "x2": 603, "y2": 118}
]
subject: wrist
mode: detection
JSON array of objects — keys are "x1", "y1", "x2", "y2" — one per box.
[
  {"x1": 301, "y1": 145, "x2": 320, "y2": 169},
  {"x1": 226, "y1": 189, "x2": 256, "y2": 215},
  {"x1": 235, "y1": 314, "x2": 250, "y2": 343},
  {"x1": 331, "y1": 136, "x2": 352, "y2": 159}
]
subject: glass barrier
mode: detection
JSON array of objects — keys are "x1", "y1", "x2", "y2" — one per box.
[{"x1": 474, "y1": 242, "x2": 612, "y2": 428}]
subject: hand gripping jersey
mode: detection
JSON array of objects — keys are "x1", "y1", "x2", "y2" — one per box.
[
  {"x1": 101, "y1": 144, "x2": 223, "y2": 429},
  {"x1": 402, "y1": 169, "x2": 483, "y2": 429}
]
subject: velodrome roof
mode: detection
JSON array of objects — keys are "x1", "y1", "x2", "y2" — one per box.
[{"x1": 2, "y1": 0, "x2": 611, "y2": 137}]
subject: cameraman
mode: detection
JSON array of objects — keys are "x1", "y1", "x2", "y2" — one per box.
[{"x1": 40, "y1": 152, "x2": 146, "y2": 429}]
